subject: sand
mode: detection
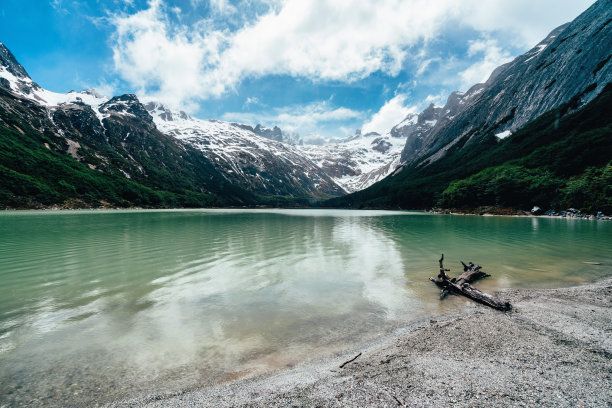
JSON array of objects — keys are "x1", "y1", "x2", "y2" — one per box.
[{"x1": 113, "y1": 277, "x2": 612, "y2": 408}]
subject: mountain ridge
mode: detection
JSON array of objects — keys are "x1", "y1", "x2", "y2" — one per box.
[
  {"x1": 327, "y1": 0, "x2": 612, "y2": 212},
  {"x1": 0, "y1": 42, "x2": 257, "y2": 208},
  {"x1": 398, "y1": 0, "x2": 611, "y2": 168}
]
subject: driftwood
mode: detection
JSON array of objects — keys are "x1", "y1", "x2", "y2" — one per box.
[{"x1": 429, "y1": 254, "x2": 511, "y2": 311}]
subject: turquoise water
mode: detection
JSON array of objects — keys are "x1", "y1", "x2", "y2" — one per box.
[{"x1": 0, "y1": 209, "x2": 610, "y2": 406}]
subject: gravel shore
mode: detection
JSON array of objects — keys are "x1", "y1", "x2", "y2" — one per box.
[{"x1": 115, "y1": 277, "x2": 612, "y2": 408}]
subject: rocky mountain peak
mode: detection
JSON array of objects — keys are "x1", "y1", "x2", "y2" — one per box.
[
  {"x1": 0, "y1": 42, "x2": 42, "y2": 97},
  {"x1": 254, "y1": 124, "x2": 283, "y2": 142},
  {"x1": 0, "y1": 42, "x2": 30, "y2": 79},
  {"x1": 100, "y1": 94, "x2": 154, "y2": 123},
  {"x1": 419, "y1": 103, "x2": 443, "y2": 123},
  {"x1": 144, "y1": 102, "x2": 191, "y2": 122},
  {"x1": 390, "y1": 103, "x2": 443, "y2": 157}
]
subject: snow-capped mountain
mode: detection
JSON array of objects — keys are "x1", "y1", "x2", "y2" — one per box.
[
  {"x1": 2, "y1": 36, "x2": 462, "y2": 203},
  {"x1": 0, "y1": 47, "x2": 109, "y2": 114},
  {"x1": 294, "y1": 105, "x2": 443, "y2": 194},
  {"x1": 297, "y1": 130, "x2": 405, "y2": 193},
  {"x1": 145, "y1": 102, "x2": 345, "y2": 198},
  {"x1": 294, "y1": 107, "x2": 428, "y2": 193},
  {"x1": 0, "y1": 42, "x2": 261, "y2": 208},
  {"x1": 2, "y1": 38, "x2": 423, "y2": 197},
  {"x1": 1, "y1": 41, "x2": 346, "y2": 201}
]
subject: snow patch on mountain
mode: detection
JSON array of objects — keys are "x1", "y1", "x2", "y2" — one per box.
[{"x1": 298, "y1": 130, "x2": 408, "y2": 193}]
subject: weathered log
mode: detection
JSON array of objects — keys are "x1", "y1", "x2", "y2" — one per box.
[
  {"x1": 431, "y1": 255, "x2": 490, "y2": 299},
  {"x1": 429, "y1": 254, "x2": 511, "y2": 311},
  {"x1": 444, "y1": 280, "x2": 511, "y2": 311}
]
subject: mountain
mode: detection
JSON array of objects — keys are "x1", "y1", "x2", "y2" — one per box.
[
  {"x1": 297, "y1": 130, "x2": 405, "y2": 193},
  {"x1": 0, "y1": 40, "x2": 351, "y2": 208},
  {"x1": 298, "y1": 108, "x2": 440, "y2": 193},
  {"x1": 0, "y1": 42, "x2": 254, "y2": 208},
  {"x1": 400, "y1": 0, "x2": 611, "y2": 168},
  {"x1": 145, "y1": 102, "x2": 345, "y2": 199},
  {"x1": 328, "y1": 0, "x2": 612, "y2": 212},
  {"x1": 144, "y1": 100, "x2": 432, "y2": 196}
]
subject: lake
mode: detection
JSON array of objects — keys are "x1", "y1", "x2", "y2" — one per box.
[{"x1": 0, "y1": 209, "x2": 610, "y2": 406}]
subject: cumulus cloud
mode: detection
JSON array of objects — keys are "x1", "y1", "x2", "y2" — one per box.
[
  {"x1": 456, "y1": 0, "x2": 595, "y2": 48},
  {"x1": 110, "y1": 0, "x2": 226, "y2": 109},
  {"x1": 108, "y1": 0, "x2": 595, "y2": 109},
  {"x1": 458, "y1": 37, "x2": 513, "y2": 90},
  {"x1": 362, "y1": 94, "x2": 417, "y2": 135}
]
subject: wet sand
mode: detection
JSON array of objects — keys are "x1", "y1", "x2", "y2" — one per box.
[{"x1": 114, "y1": 277, "x2": 612, "y2": 408}]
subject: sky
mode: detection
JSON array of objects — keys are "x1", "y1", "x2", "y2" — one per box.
[{"x1": 0, "y1": 0, "x2": 596, "y2": 141}]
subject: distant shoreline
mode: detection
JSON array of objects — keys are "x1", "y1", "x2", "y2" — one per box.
[
  {"x1": 2, "y1": 205, "x2": 610, "y2": 221},
  {"x1": 114, "y1": 276, "x2": 612, "y2": 407},
  {"x1": 424, "y1": 207, "x2": 611, "y2": 220}
]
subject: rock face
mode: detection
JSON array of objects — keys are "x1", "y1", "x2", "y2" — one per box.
[
  {"x1": 145, "y1": 102, "x2": 345, "y2": 198},
  {"x1": 400, "y1": 0, "x2": 612, "y2": 167},
  {"x1": 253, "y1": 124, "x2": 283, "y2": 142},
  {"x1": 394, "y1": 104, "x2": 444, "y2": 162}
]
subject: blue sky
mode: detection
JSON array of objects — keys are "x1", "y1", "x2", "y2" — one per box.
[{"x1": 0, "y1": 0, "x2": 595, "y2": 140}]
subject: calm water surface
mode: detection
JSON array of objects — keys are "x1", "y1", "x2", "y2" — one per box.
[{"x1": 0, "y1": 209, "x2": 610, "y2": 406}]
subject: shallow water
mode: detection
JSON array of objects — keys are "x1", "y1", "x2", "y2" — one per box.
[{"x1": 0, "y1": 209, "x2": 610, "y2": 406}]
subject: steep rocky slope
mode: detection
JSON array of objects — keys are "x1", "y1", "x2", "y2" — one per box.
[{"x1": 400, "y1": 0, "x2": 611, "y2": 168}]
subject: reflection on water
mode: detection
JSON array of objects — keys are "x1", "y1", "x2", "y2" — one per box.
[{"x1": 0, "y1": 209, "x2": 610, "y2": 406}]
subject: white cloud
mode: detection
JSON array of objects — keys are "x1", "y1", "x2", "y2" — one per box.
[
  {"x1": 416, "y1": 57, "x2": 440, "y2": 76},
  {"x1": 456, "y1": 0, "x2": 595, "y2": 48},
  {"x1": 108, "y1": 0, "x2": 595, "y2": 108},
  {"x1": 110, "y1": 0, "x2": 229, "y2": 109},
  {"x1": 244, "y1": 96, "x2": 261, "y2": 107},
  {"x1": 424, "y1": 90, "x2": 448, "y2": 106},
  {"x1": 362, "y1": 94, "x2": 416, "y2": 135},
  {"x1": 458, "y1": 37, "x2": 513, "y2": 91},
  {"x1": 88, "y1": 82, "x2": 117, "y2": 99},
  {"x1": 209, "y1": 0, "x2": 238, "y2": 15}
]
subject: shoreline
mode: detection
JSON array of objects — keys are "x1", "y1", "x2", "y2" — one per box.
[
  {"x1": 113, "y1": 276, "x2": 612, "y2": 408},
  {"x1": 425, "y1": 207, "x2": 611, "y2": 221},
  {"x1": 2, "y1": 206, "x2": 610, "y2": 221}
]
